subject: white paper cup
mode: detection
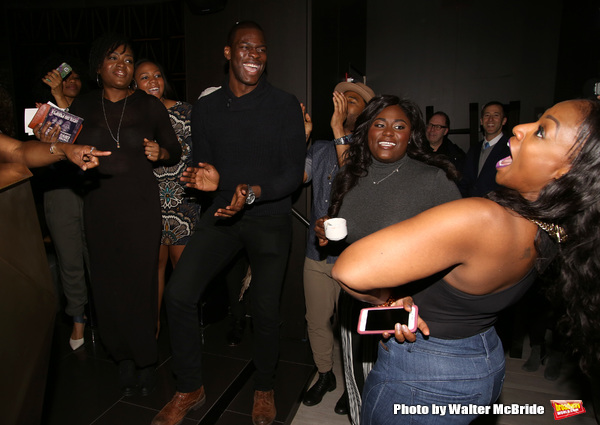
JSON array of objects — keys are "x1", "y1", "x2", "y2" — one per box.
[{"x1": 324, "y1": 218, "x2": 347, "y2": 241}]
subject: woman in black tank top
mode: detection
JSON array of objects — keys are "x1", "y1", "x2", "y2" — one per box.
[{"x1": 332, "y1": 99, "x2": 600, "y2": 425}]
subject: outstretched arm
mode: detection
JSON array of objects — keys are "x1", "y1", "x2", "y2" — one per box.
[
  {"x1": 331, "y1": 198, "x2": 520, "y2": 302},
  {"x1": 0, "y1": 133, "x2": 110, "y2": 170}
]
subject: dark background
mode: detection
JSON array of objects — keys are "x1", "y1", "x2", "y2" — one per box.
[{"x1": 1, "y1": 0, "x2": 598, "y2": 339}]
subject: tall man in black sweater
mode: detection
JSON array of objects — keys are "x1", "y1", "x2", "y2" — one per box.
[{"x1": 152, "y1": 21, "x2": 306, "y2": 425}]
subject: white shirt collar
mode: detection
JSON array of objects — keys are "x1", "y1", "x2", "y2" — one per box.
[{"x1": 483, "y1": 132, "x2": 504, "y2": 148}]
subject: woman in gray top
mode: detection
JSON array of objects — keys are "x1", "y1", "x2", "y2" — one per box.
[{"x1": 315, "y1": 95, "x2": 460, "y2": 424}]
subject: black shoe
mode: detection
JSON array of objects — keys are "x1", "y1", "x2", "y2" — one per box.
[
  {"x1": 118, "y1": 360, "x2": 137, "y2": 397},
  {"x1": 302, "y1": 370, "x2": 336, "y2": 406},
  {"x1": 227, "y1": 318, "x2": 246, "y2": 346},
  {"x1": 521, "y1": 345, "x2": 544, "y2": 372},
  {"x1": 138, "y1": 365, "x2": 157, "y2": 396},
  {"x1": 334, "y1": 390, "x2": 349, "y2": 415}
]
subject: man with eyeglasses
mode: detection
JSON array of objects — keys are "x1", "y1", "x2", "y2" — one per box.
[
  {"x1": 458, "y1": 101, "x2": 511, "y2": 197},
  {"x1": 425, "y1": 111, "x2": 465, "y2": 168}
]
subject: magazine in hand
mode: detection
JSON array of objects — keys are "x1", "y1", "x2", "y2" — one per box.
[{"x1": 28, "y1": 102, "x2": 84, "y2": 144}]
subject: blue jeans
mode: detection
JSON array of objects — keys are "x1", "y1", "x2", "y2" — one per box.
[{"x1": 361, "y1": 327, "x2": 505, "y2": 425}]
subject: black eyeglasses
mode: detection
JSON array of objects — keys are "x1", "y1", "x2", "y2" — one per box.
[{"x1": 427, "y1": 124, "x2": 448, "y2": 130}]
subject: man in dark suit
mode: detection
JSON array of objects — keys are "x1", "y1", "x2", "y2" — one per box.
[{"x1": 458, "y1": 101, "x2": 511, "y2": 197}]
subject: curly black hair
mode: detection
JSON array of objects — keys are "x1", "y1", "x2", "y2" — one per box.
[
  {"x1": 488, "y1": 99, "x2": 600, "y2": 376},
  {"x1": 328, "y1": 95, "x2": 458, "y2": 218}
]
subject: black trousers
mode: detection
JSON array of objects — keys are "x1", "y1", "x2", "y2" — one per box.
[{"x1": 165, "y1": 207, "x2": 292, "y2": 392}]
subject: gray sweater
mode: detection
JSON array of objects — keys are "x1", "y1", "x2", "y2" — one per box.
[{"x1": 338, "y1": 155, "x2": 460, "y2": 244}]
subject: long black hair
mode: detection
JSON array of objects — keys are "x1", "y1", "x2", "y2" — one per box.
[
  {"x1": 328, "y1": 95, "x2": 458, "y2": 217},
  {"x1": 489, "y1": 99, "x2": 600, "y2": 375}
]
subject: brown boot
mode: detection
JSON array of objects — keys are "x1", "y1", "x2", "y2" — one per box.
[
  {"x1": 151, "y1": 387, "x2": 206, "y2": 425},
  {"x1": 252, "y1": 390, "x2": 276, "y2": 425}
]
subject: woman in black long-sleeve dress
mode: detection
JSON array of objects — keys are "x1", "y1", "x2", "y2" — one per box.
[{"x1": 69, "y1": 33, "x2": 181, "y2": 396}]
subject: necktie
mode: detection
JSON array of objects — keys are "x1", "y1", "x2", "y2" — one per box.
[{"x1": 483, "y1": 141, "x2": 490, "y2": 150}]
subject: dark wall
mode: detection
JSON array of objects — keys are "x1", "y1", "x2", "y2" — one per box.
[
  {"x1": 311, "y1": 0, "x2": 367, "y2": 141},
  {"x1": 183, "y1": 0, "x2": 309, "y2": 103},
  {"x1": 365, "y1": 0, "x2": 564, "y2": 151},
  {"x1": 554, "y1": 0, "x2": 600, "y2": 101},
  {"x1": 2, "y1": 1, "x2": 187, "y2": 138}
]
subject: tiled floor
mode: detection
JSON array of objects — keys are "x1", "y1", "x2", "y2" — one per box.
[
  {"x1": 42, "y1": 312, "x2": 316, "y2": 425},
  {"x1": 40, "y1": 287, "x2": 600, "y2": 425},
  {"x1": 41, "y1": 310, "x2": 600, "y2": 425}
]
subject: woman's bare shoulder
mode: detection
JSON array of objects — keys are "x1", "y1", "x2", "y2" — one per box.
[{"x1": 419, "y1": 197, "x2": 511, "y2": 228}]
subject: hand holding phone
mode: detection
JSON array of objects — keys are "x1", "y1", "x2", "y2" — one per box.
[
  {"x1": 357, "y1": 305, "x2": 418, "y2": 335},
  {"x1": 56, "y1": 62, "x2": 72, "y2": 79}
]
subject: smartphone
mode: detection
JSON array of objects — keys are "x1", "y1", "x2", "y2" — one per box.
[
  {"x1": 56, "y1": 62, "x2": 72, "y2": 79},
  {"x1": 357, "y1": 305, "x2": 418, "y2": 334}
]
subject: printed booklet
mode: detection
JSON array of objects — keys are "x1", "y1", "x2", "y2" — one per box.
[{"x1": 27, "y1": 102, "x2": 83, "y2": 144}]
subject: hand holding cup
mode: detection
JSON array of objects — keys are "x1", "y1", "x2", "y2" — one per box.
[{"x1": 324, "y1": 217, "x2": 347, "y2": 241}]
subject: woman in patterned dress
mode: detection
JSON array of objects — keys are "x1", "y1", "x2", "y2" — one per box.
[{"x1": 135, "y1": 60, "x2": 200, "y2": 335}]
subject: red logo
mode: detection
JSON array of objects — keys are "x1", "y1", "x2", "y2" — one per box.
[{"x1": 551, "y1": 400, "x2": 586, "y2": 420}]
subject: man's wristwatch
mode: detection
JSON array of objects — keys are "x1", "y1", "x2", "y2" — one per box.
[{"x1": 245, "y1": 184, "x2": 256, "y2": 205}]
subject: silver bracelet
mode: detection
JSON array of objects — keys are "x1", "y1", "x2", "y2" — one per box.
[
  {"x1": 49, "y1": 141, "x2": 65, "y2": 160},
  {"x1": 334, "y1": 135, "x2": 351, "y2": 145}
]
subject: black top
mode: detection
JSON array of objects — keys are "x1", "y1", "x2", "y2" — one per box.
[
  {"x1": 431, "y1": 137, "x2": 466, "y2": 169},
  {"x1": 191, "y1": 78, "x2": 306, "y2": 216},
  {"x1": 413, "y1": 268, "x2": 537, "y2": 339},
  {"x1": 69, "y1": 89, "x2": 180, "y2": 366},
  {"x1": 413, "y1": 231, "x2": 557, "y2": 339}
]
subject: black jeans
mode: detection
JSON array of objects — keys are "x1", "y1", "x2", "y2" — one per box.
[{"x1": 165, "y1": 208, "x2": 292, "y2": 392}]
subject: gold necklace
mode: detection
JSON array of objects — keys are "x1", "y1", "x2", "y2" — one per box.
[
  {"x1": 101, "y1": 89, "x2": 128, "y2": 148},
  {"x1": 529, "y1": 219, "x2": 568, "y2": 243}
]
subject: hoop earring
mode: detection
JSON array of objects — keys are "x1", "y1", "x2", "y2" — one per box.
[{"x1": 96, "y1": 74, "x2": 102, "y2": 87}]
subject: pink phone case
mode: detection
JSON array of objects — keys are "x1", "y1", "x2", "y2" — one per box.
[{"x1": 357, "y1": 305, "x2": 418, "y2": 334}]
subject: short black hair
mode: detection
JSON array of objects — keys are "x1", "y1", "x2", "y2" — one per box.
[
  {"x1": 226, "y1": 21, "x2": 264, "y2": 47},
  {"x1": 431, "y1": 111, "x2": 450, "y2": 129},
  {"x1": 481, "y1": 101, "x2": 506, "y2": 117},
  {"x1": 89, "y1": 33, "x2": 133, "y2": 80}
]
